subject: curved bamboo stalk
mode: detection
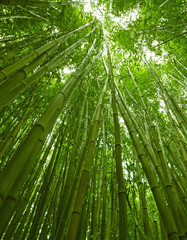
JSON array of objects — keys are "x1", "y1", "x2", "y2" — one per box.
[
  {"x1": 65, "y1": 75, "x2": 108, "y2": 240},
  {"x1": 0, "y1": 28, "x2": 95, "y2": 110},
  {"x1": 0, "y1": 21, "x2": 94, "y2": 81},
  {"x1": 0, "y1": 39, "x2": 97, "y2": 225},
  {"x1": 107, "y1": 47, "x2": 128, "y2": 240},
  {"x1": 116, "y1": 95, "x2": 179, "y2": 240},
  {"x1": 54, "y1": 100, "x2": 89, "y2": 240}
]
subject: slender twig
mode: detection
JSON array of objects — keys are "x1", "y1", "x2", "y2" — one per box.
[{"x1": 154, "y1": 31, "x2": 187, "y2": 47}]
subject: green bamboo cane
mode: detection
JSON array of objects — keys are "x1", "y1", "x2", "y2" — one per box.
[
  {"x1": 117, "y1": 85, "x2": 187, "y2": 237},
  {"x1": 27, "y1": 129, "x2": 63, "y2": 239},
  {"x1": 65, "y1": 76, "x2": 108, "y2": 240},
  {"x1": 0, "y1": 128, "x2": 59, "y2": 237},
  {"x1": 55, "y1": 93, "x2": 87, "y2": 229},
  {"x1": 2, "y1": 130, "x2": 57, "y2": 239},
  {"x1": 54, "y1": 100, "x2": 90, "y2": 239},
  {"x1": 107, "y1": 47, "x2": 128, "y2": 240},
  {"x1": 117, "y1": 96, "x2": 179, "y2": 240},
  {"x1": 90, "y1": 141, "x2": 102, "y2": 238},
  {"x1": 40, "y1": 133, "x2": 73, "y2": 240},
  {"x1": 0, "y1": 29, "x2": 95, "y2": 110},
  {"x1": 0, "y1": 97, "x2": 28, "y2": 149},
  {"x1": 166, "y1": 72, "x2": 187, "y2": 89},
  {"x1": 154, "y1": 220, "x2": 160, "y2": 240},
  {"x1": 115, "y1": 81, "x2": 187, "y2": 235},
  {"x1": 136, "y1": 153, "x2": 153, "y2": 238},
  {"x1": 75, "y1": 199, "x2": 86, "y2": 240},
  {"x1": 170, "y1": 61, "x2": 187, "y2": 80},
  {"x1": 0, "y1": 30, "x2": 60, "y2": 59},
  {"x1": 146, "y1": 62, "x2": 187, "y2": 138},
  {"x1": 1, "y1": 112, "x2": 72, "y2": 237},
  {"x1": 105, "y1": 181, "x2": 113, "y2": 240},
  {"x1": 90, "y1": 152, "x2": 98, "y2": 239},
  {"x1": 0, "y1": 95, "x2": 33, "y2": 159},
  {"x1": 0, "y1": 39, "x2": 97, "y2": 210},
  {"x1": 127, "y1": 194, "x2": 148, "y2": 240},
  {"x1": 0, "y1": 21, "x2": 94, "y2": 81},
  {"x1": 100, "y1": 118, "x2": 107, "y2": 240}
]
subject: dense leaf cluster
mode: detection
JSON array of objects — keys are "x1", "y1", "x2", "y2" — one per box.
[{"x1": 0, "y1": 1, "x2": 186, "y2": 240}]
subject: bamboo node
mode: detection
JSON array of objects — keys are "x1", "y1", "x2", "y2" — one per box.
[
  {"x1": 151, "y1": 185, "x2": 159, "y2": 190},
  {"x1": 7, "y1": 195, "x2": 17, "y2": 202},
  {"x1": 72, "y1": 210, "x2": 81, "y2": 215}
]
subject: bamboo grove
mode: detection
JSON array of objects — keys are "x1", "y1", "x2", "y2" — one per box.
[{"x1": 0, "y1": 0, "x2": 186, "y2": 240}]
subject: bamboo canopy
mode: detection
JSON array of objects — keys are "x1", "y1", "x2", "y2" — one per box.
[{"x1": 0, "y1": 1, "x2": 186, "y2": 240}]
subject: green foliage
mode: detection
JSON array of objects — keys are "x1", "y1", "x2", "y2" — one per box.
[{"x1": 0, "y1": 1, "x2": 186, "y2": 240}]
